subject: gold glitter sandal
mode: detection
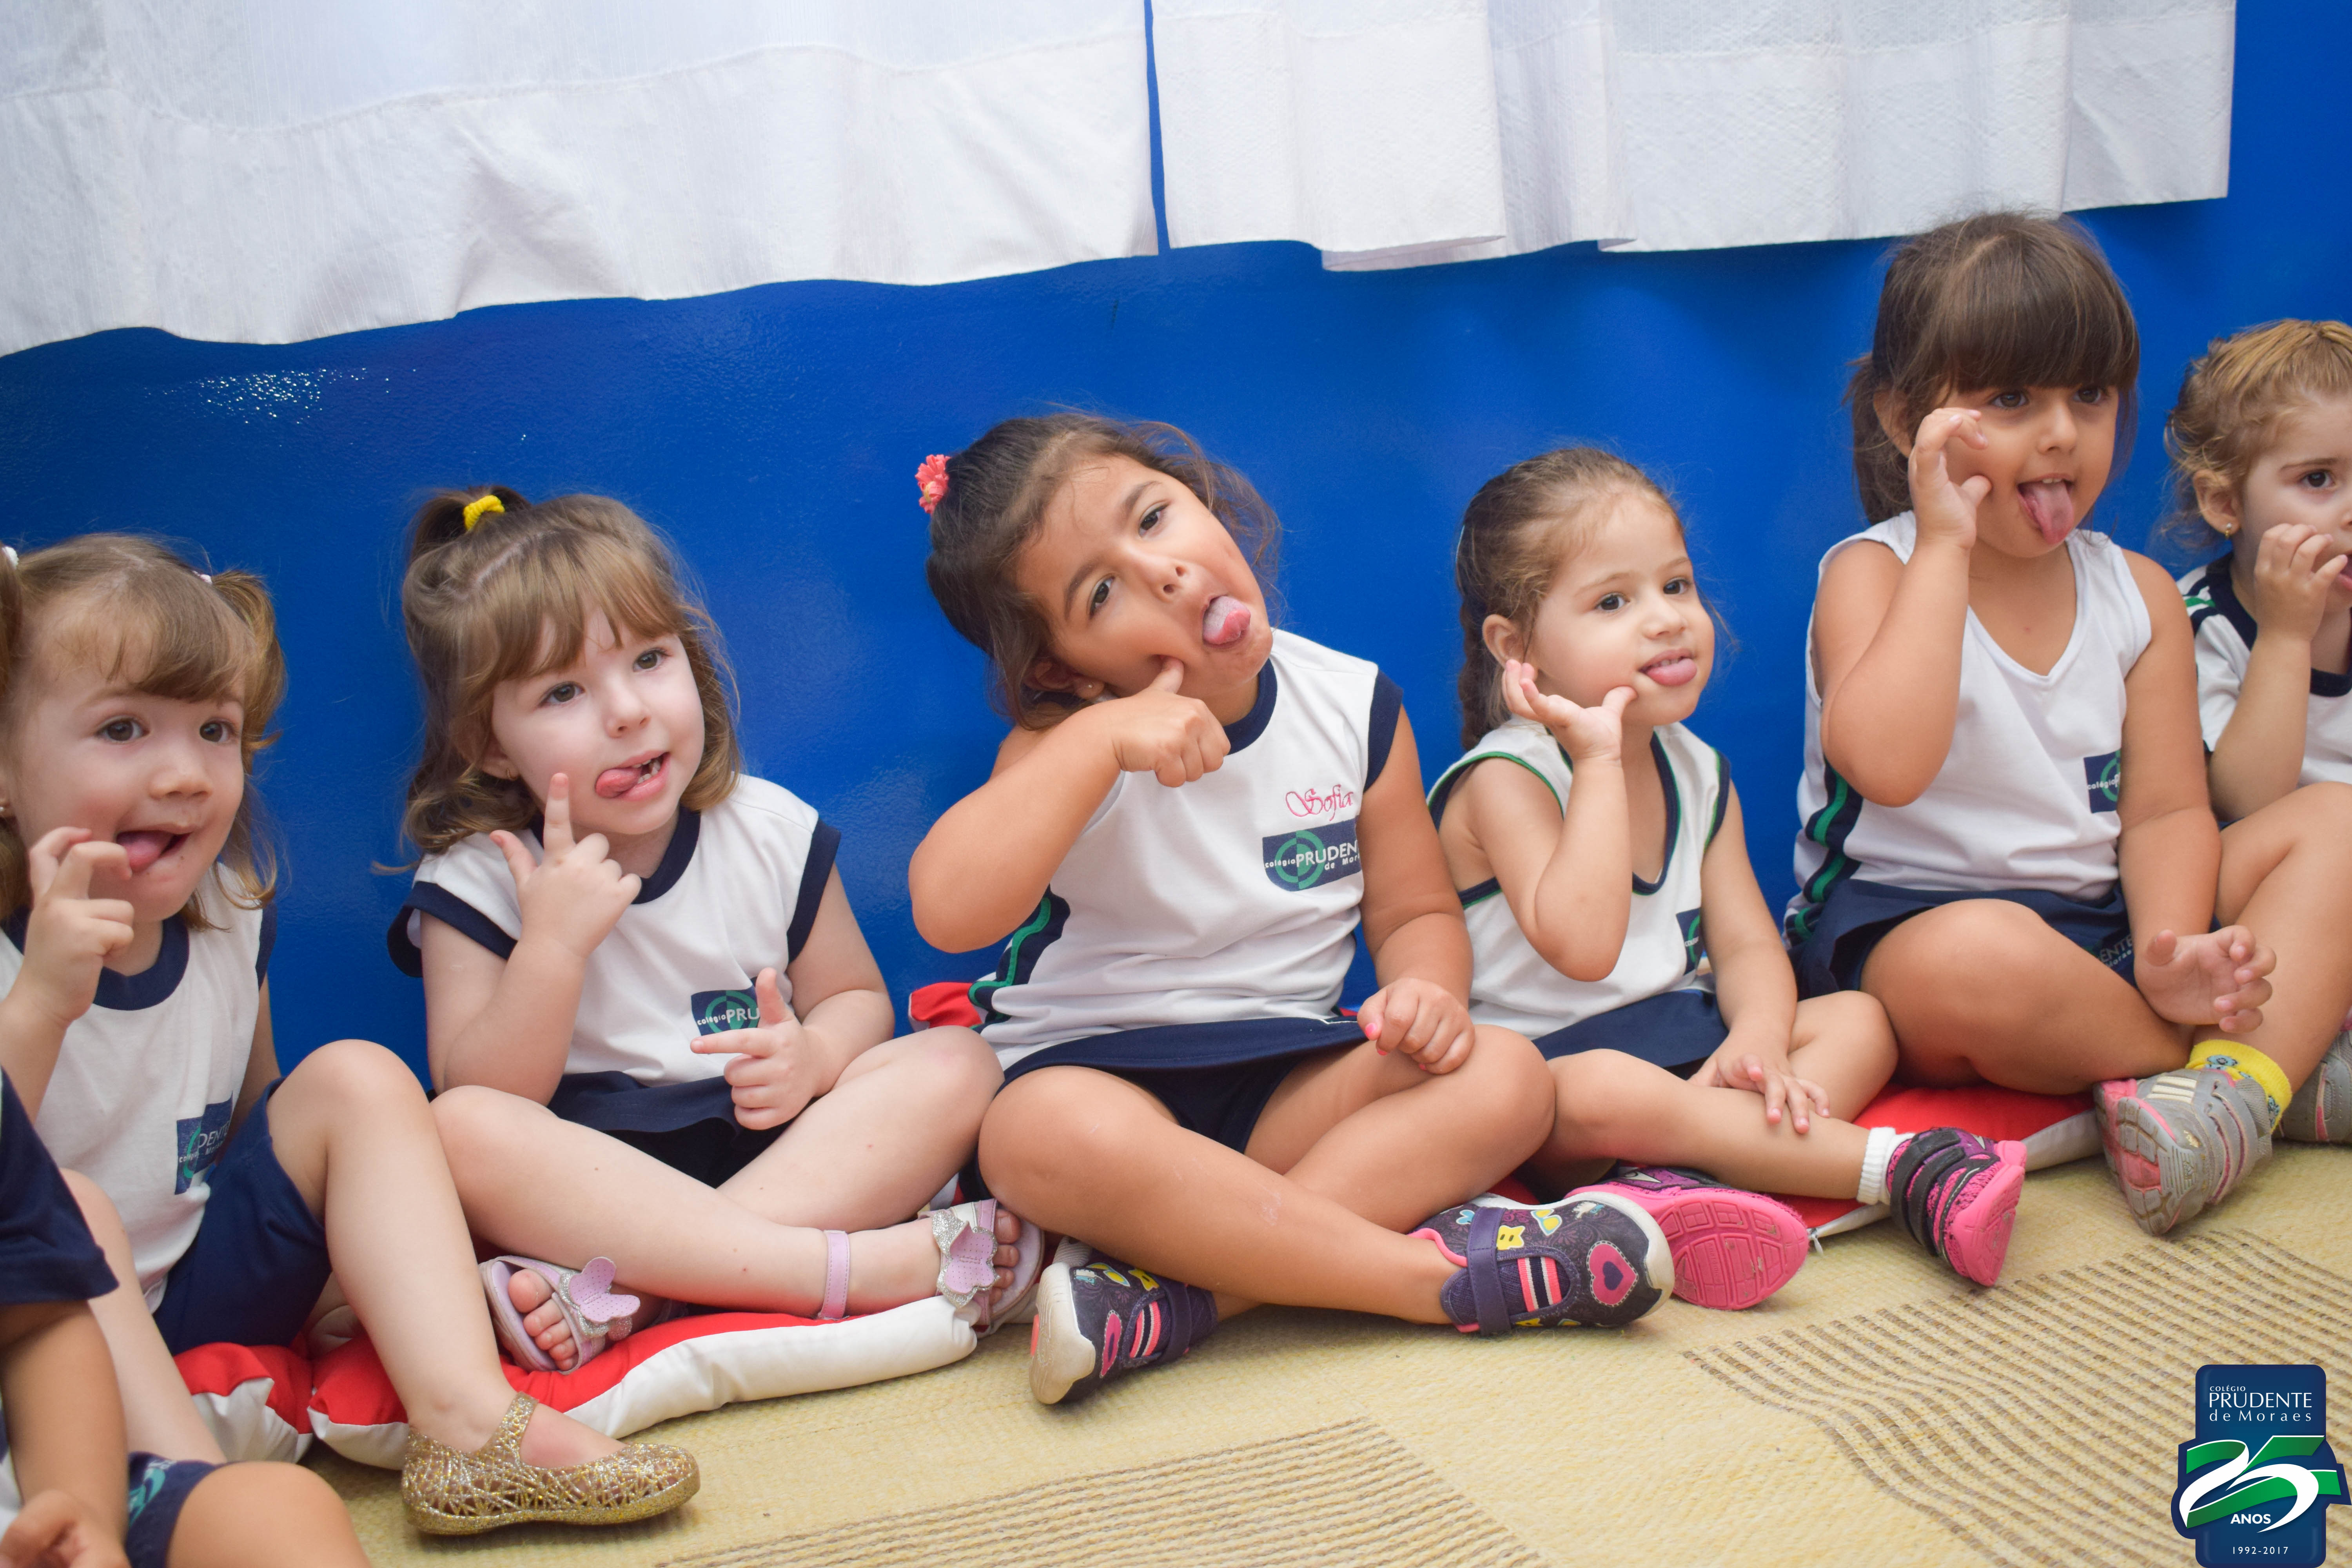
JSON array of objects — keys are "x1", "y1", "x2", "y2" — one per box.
[{"x1": 400, "y1": 1393, "x2": 699, "y2": 1535}]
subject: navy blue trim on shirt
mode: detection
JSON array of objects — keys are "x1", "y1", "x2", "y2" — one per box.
[
  {"x1": 785, "y1": 821, "x2": 840, "y2": 961},
  {"x1": 255, "y1": 904, "x2": 276, "y2": 984},
  {"x1": 3, "y1": 908, "x2": 192, "y2": 1011},
  {"x1": 634, "y1": 809, "x2": 701, "y2": 903},
  {"x1": 388, "y1": 884, "x2": 515, "y2": 976},
  {"x1": 1632, "y1": 731, "x2": 1682, "y2": 898},
  {"x1": 1366, "y1": 671, "x2": 1403, "y2": 788},
  {"x1": 2201, "y1": 560, "x2": 2352, "y2": 697},
  {"x1": 1706, "y1": 751, "x2": 1732, "y2": 845},
  {"x1": 1455, "y1": 876, "x2": 1502, "y2": 908},
  {"x1": 1223, "y1": 660, "x2": 1279, "y2": 752}
]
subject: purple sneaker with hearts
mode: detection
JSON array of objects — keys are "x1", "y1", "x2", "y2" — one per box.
[
  {"x1": 1027, "y1": 1255, "x2": 1218, "y2": 1405},
  {"x1": 1411, "y1": 1191, "x2": 1670, "y2": 1333},
  {"x1": 1568, "y1": 1165, "x2": 1809, "y2": 1310}
]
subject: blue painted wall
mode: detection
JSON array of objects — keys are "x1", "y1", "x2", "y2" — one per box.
[{"x1": 1, "y1": 4, "x2": 2344, "y2": 1080}]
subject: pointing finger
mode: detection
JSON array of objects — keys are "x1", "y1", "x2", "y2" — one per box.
[
  {"x1": 543, "y1": 773, "x2": 575, "y2": 855},
  {"x1": 24, "y1": 826, "x2": 89, "y2": 898},
  {"x1": 1600, "y1": 687, "x2": 1635, "y2": 719},
  {"x1": 755, "y1": 967, "x2": 789, "y2": 1030}
]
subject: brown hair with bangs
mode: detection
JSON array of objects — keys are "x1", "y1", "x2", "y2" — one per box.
[
  {"x1": 924, "y1": 415, "x2": 1281, "y2": 727},
  {"x1": 1453, "y1": 449, "x2": 1687, "y2": 750},
  {"x1": 0, "y1": 534, "x2": 283, "y2": 926},
  {"x1": 399, "y1": 488, "x2": 739, "y2": 857},
  {"x1": 2161, "y1": 319, "x2": 2352, "y2": 558},
  {"x1": 1849, "y1": 212, "x2": 2141, "y2": 524}
]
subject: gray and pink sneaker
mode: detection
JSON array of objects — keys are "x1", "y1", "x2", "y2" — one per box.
[
  {"x1": 2096, "y1": 1064, "x2": 2273, "y2": 1234},
  {"x1": 1887, "y1": 1128, "x2": 2027, "y2": 1285},
  {"x1": 1564, "y1": 1166, "x2": 1809, "y2": 1310}
]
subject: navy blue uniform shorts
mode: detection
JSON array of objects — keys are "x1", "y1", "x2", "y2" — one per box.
[
  {"x1": 547, "y1": 1072, "x2": 788, "y2": 1189},
  {"x1": 150, "y1": 1082, "x2": 330, "y2": 1356},
  {"x1": 123, "y1": 1454, "x2": 215, "y2": 1568},
  {"x1": 1529, "y1": 989, "x2": 1726, "y2": 1079},
  {"x1": 962, "y1": 1016, "x2": 1368, "y2": 1201},
  {"x1": 1792, "y1": 878, "x2": 2134, "y2": 999}
]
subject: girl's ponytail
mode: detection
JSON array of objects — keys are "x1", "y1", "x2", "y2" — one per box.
[{"x1": 409, "y1": 485, "x2": 532, "y2": 566}]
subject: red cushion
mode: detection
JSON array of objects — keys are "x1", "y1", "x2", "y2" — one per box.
[{"x1": 911, "y1": 981, "x2": 982, "y2": 1030}]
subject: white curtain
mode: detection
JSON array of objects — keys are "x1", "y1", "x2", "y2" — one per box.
[
  {"x1": 0, "y1": 2, "x2": 1155, "y2": 356},
  {"x1": 1152, "y1": 0, "x2": 2235, "y2": 270}
]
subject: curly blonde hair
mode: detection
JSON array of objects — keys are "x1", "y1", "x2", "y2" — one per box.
[
  {"x1": 397, "y1": 488, "x2": 739, "y2": 857},
  {"x1": 2161, "y1": 319, "x2": 2352, "y2": 558},
  {"x1": 0, "y1": 535, "x2": 282, "y2": 926}
]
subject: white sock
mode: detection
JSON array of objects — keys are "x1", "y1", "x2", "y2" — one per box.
[{"x1": 1856, "y1": 1127, "x2": 1910, "y2": 1205}]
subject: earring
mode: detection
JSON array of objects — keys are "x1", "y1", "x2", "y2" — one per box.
[{"x1": 1080, "y1": 680, "x2": 1105, "y2": 699}]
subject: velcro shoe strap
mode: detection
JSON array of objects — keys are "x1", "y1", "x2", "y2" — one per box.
[{"x1": 1465, "y1": 1207, "x2": 1512, "y2": 1335}]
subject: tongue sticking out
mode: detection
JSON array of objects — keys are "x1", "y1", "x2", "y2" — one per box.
[
  {"x1": 2016, "y1": 480, "x2": 2077, "y2": 545},
  {"x1": 118, "y1": 831, "x2": 173, "y2": 873},
  {"x1": 1202, "y1": 595, "x2": 1251, "y2": 648},
  {"x1": 595, "y1": 758, "x2": 658, "y2": 800}
]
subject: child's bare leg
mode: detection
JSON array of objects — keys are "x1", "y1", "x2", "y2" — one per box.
[
  {"x1": 977, "y1": 1066, "x2": 1469, "y2": 1325},
  {"x1": 167, "y1": 1462, "x2": 366, "y2": 1568},
  {"x1": 434, "y1": 1083, "x2": 1019, "y2": 1368},
  {"x1": 2213, "y1": 783, "x2": 2352, "y2": 1086},
  {"x1": 1860, "y1": 899, "x2": 2185, "y2": 1090},
  {"x1": 718, "y1": 1026, "x2": 1000, "y2": 1229},
  {"x1": 1786, "y1": 991, "x2": 1902, "y2": 1119},
  {"x1": 1533, "y1": 1051, "x2": 1870, "y2": 1198},
  {"x1": 265, "y1": 1041, "x2": 618, "y2": 1467},
  {"x1": 58, "y1": 1172, "x2": 223, "y2": 1465}
]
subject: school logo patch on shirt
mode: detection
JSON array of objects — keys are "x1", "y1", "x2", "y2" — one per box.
[
  {"x1": 1261, "y1": 819, "x2": 1362, "y2": 891},
  {"x1": 1677, "y1": 909, "x2": 1706, "y2": 975},
  {"x1": 174, "y1": 1100, "x2": 233, "y2": 1194},
  {"x1": 690, "y1": 989, "x2": 759, "y2": 1035},
  {"x1": 2084, "y1": 751, "x2": 2123, "y2": 814}
]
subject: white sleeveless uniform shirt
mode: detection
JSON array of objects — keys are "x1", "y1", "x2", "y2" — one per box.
[
  {"x1": 1431, "y1": 718, "x2": 1727, "y2": 1038},
  {"x1": 3, "y1": 874, "x2": 270, "y2": 1303},
  {"x1": 2181, "y1": 559, "x2": 2352, "y2": 788},
  {"x1": 391, "y1": 775, "x2": 838, "y2": 1087},
  {"x1": 1787, "y1": 512, "x2": 2152, "y2": 939},
  {"x1": 976, "y1": 630, "x2": 1399, "y2": 1068}
]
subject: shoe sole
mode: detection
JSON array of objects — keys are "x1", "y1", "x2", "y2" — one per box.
[
  {"x1": 2097, "y1": 1082, "x2": 2212, "y2": 1237},
  {"x1": 1027, "y1": 1262, "x2": 1098, "y2": 1406},
  {"x1": 1606, "y1": 1185, "x2": 1807, "y2": 1310},
  {"x1": 406, "y1": 1467, "x2": 700, "y2": 1535},
  {"x1": 1937, "y1": 1144, "x2": 2025, "y2": 1287},
  {"x1": 2279, "y1": 1034, "x2": 2350, "y2": 1144}
]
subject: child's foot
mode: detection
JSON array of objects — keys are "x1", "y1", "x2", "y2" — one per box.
[
  {"x1": 507, "y1": 1266, "x2": 664, "y2": 1372},
  {"x1": 404, "y1": 1394, "x2": 697, "y2": 1535},
  {"x1": 1027, "y1": 1256, "x2": 1218, "y2": 1405},
  {"x1": 1564, "y1": 1166, "x2": 1808, "y2": 1310},
  {"x1": 1412, "y1": 1192, "x2": 1670, "y2": 1333},
  {"x1": 2096, "y1": 1065, "x2": 2273, "y2": 1235},
  {"x1": 849, "y1": 1206, "x2": 1032, "y2": 1318},
  {"x1": 1884, "y1": 1128, "x2": 2025, "y2": 1285},
  {"x1": 2280, "y1": 1029, "x2": 2352, "y2": 1144}
]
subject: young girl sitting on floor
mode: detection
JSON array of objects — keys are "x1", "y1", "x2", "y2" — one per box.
[
  {"x1": 394, "y1": 488, "x2": 1035, "y2": 1370},
  {"x1": 1788, "y1": 213, "x2": 2352, "y2": 1237},
  {"x1": 912, "y1": 417, "x2": 1673, "y2": 1406},
  {"x1": 1434, "y1": 448, "x2": 2027, "y2": 1297},
  {"x1": 0, "y1": 535, "x2": 695, "y2": 1540},
  {"x1": 2165, "y1": 318, "x2": 2352, "y2": 1140}
]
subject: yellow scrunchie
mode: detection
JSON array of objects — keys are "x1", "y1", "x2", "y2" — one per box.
[{"x1": 461, "y1": 494, "x2": 505, "y2": 532}]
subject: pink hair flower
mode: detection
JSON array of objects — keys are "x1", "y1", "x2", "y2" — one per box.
[{"x1": 915, "y1": 454, "x2": 951, "y2": 514}]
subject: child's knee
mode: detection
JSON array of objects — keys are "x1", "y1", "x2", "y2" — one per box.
[
  {"x1": 1806, "y1": 990, "x2": 1896, "y2": 1060},
  {"x1": 906, "y1": 1026, "x2": 1003, "y2": 1105},
  {"x1": 428, "y1": 1083, "x2": 526, "y2": 1167},
  {"x1": 1546, "y1": 1051, "x2": 1650, "y2": 1145},
  {"x1": 1882, "y1": 901, "x2": 2061, "y2": 1029},
  {"x1": 283, "y1": 1038, "x2": 425, "y2": 1111},
  {"x1": 1461, "y1": 1026, "x2": 1557, "y2": 1143},
  {"x1": 976, "y1": 1072, "x2": 1122, "y2": 1196}
]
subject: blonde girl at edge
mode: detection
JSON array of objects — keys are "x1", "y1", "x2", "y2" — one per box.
[{"x1": 2164, "y1": 319, "x2": 2352, "y2": 1142}]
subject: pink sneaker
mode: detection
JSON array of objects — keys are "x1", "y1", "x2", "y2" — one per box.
[
  {"x1": 1564, "y1": 1166, "x2": 1808, "y2": 1310},
  {"x1": 1886, "y1": 1129, "x2": 2026, "y2": 1285}
]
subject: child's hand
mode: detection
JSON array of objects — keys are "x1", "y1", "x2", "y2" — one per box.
[
  {"x1": 12, "y1": 828, "x2": 134, "y2": 1032},
  {"x1": 1704, "y1": 1031, "x2": 1831, "y2": 1134},
  {"x1": 1908, "y1": 407, "x2": 1992, "y2": 551},
  {"x1": 0, "y1": 1487, "x2": 130, "y2": 1568},
  {"x1": 2136, "y1": 926, "x2": 2274, "y2": 1032},
  {"x1": 1094, "y1": 658, "x2": 1231, "y2": 787},
  {"x1": 493, "y1": 773, "x2": 641, "y2": 962},
  {"x1": 690, "y1": 969, "x2": 835, "y2": 1130},
  {"x1": 1500, "y1": 659, "x2": 1632, "y2": 764},
  {"x1": 1359, "y1": 980, "x2": 1475, "y2": 1075},
  {"x1": 2246, "y1": 523, "x2": 2348, "y2": 644}
]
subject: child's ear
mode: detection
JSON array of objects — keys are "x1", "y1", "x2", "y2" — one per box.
[
  {"x1": 473, "y1": 734, "x2": 521, "y2": 781},
  {"x1": 2191, "y1": 471, "x2": 2243, "y2": 537},
  {"x1": 1873, "y1": 387, "x2": 1916, "y2": 457},
  {"x1": 1026, "y1": 656, "x2": 1106, "y2": 701},
  {"x1": 1481, "y1": 613, "x2": 1532, "y2": 670}
]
